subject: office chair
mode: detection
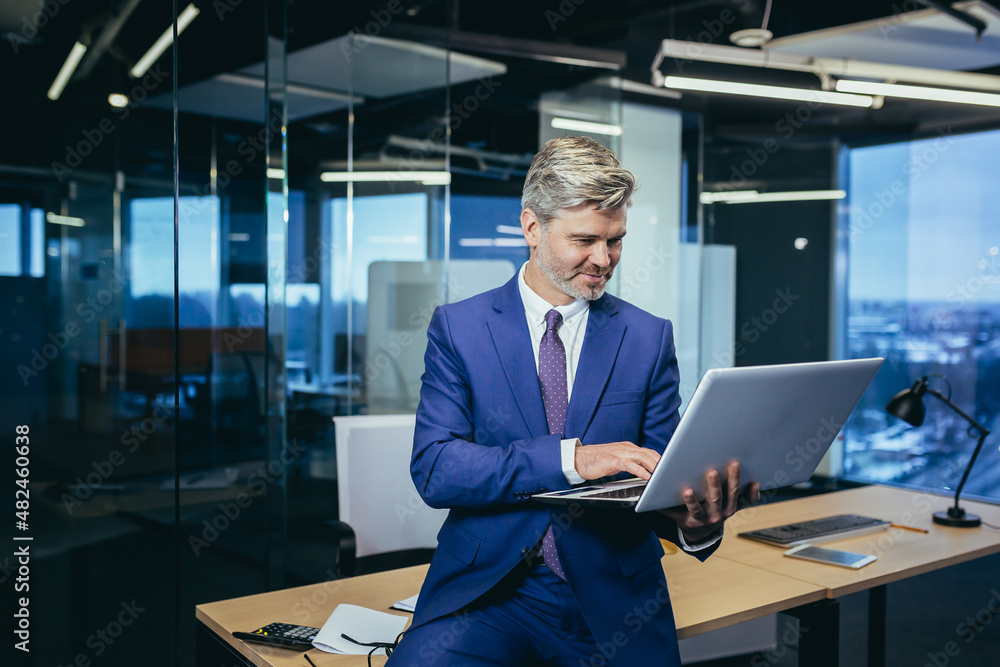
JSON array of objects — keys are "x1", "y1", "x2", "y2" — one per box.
[{"x1": 332, "y1": 414, "x2": 447, "y2": 575}]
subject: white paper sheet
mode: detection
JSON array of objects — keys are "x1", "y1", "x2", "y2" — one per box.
[
  {"x1": 390, "y1": 594, "x2": 419, "y2": 612},
  {"x1": 312, "y1": 604, "x2": 409, "y2": 655}
]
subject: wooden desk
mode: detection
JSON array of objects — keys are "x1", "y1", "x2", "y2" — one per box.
[
  {"x1": 196, "y1": 485, "x2": 1000, "y2": 666},
  {"x1": 197, "y1": 565, "x2": 427, "y2": 667},
  {"x1": 718, "y1": 485, "x2": 1000, "y2": 598},
  {"x1": 716, "y1": 485, "x2": 1000, "y2": 667},
  {"x1": 196, "y1": 548, "x2": 826, "y2": 665}
]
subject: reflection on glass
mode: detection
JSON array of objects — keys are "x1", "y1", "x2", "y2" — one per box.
[
  {"x1": 30, "y1": 208, "x2": 45, "y2": 277},
  {"x1": 0, "y1": 204, "x2": 23, "y2": 276},
  {"x1": 128, "y1": 196, "x2": 220, "y2": 327},
  {"x1": 450, "y1": 194, "x2": 528, "y2": 265},
  {"x1": 842, "y1": 129, "x2": 1000, "y2": 501},
  {"x1": 330, "y1": 192, "x2": 429, "y2": 306}
]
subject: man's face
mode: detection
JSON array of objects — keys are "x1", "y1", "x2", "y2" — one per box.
[{"x1": 521, "y1": 203, "x2": 627, "y2": 305}]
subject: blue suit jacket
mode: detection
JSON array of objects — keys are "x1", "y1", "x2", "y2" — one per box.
[{"x1": 409, "y1": 274, "x2": 716, "y2": 665}]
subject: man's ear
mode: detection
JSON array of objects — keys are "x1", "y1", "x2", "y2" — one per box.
[{"x1": 521, "y1": 208, "x2": 542, "y2": 250}]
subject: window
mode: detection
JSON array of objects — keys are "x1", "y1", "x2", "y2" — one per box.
[
  {"x1": 450, "y1": 194, "x2": 528, "y2": 265},
  {"x1": 0, "y1": 204, "x2": 21, "y2": 276},
  {"x1": 841, "y1": 129, "x2": 1000, "y2": 501},
  {"x1": 0, "y1": 205, "x2": 44, "y2": 277},
  {"x1": 128, "y1": 196, "x2": 220, "y2": 327}
]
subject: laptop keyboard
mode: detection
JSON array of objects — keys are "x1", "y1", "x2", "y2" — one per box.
[
  {"x1": 739, "y1": 514, "x2": 889, "y2": 545},
  {"x1": 584, "y1": 485, "x2": 645, "y2": 500}
]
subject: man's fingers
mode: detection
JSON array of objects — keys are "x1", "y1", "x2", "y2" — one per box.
[
  {"x1": 624, "y1": 458, "x2": 652, "y2": 481},
  {"x1": 621, "y1": 448, "x2": 658, "y2": 479},
  {"x1": 681, "y1": 490, "x2": 702, "y2": 522},
  {"x1": 576, "y1": 442, "x2": 662, "y2": 480},
  {"x1": 725, "y1": 462, "x2": 742, "y2": 516}
]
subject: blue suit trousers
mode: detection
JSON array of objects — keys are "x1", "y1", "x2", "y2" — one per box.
[{"x1": 388, "y1": 562, "x2": 619, "y2": 667}]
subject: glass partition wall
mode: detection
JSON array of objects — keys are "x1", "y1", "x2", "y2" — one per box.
[
  {"x1": 1, "y1": 1, "x2": 285, "y2": 664},
  {"x1": 1, "y1": 2, "x2": 714, "y2": 662}
]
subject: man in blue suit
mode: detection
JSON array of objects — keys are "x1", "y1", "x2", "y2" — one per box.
[{"x1": 388, "y1": 136, "x2": 758, "y2": 666}]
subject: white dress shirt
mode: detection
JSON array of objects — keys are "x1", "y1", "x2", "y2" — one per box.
[
  {"x1": 517, "y1": 263, "x2": 721, "y2": 552},
  {"x1": 517, "y1": 263, "x2": 590, "y2": 485}
]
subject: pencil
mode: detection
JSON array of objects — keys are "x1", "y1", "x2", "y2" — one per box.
[
  {"x1": 305, "y1": 653, "x2": 318, "y2": 667},
  {"x1": 890, "y1": 523, "x2": 929, "y2": 533}
]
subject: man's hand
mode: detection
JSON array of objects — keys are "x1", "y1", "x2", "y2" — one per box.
[
  {"x1": 574, "y1": 441, "x2": 660, "y2": 481},
  {"x1": 660, "y1": 461, "x2": 760, "y2": 544}
]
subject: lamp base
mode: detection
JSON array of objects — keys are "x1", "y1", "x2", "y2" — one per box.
[{"x1": 932, "y1": 507, "x2": 981, "y2": 528}]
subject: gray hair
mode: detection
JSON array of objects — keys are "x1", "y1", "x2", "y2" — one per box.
[{"x1": 520, "y1": 136, "x2": 636, "y2": 225}]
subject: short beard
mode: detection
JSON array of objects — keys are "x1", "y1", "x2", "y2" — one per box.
[{"x1": 535, "y1": 234, "x2": 609, "y2": 302}]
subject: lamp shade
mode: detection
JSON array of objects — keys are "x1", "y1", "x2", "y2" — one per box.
[{"x1": 885, "y1": 379, "x2": 927, "y2": 427}]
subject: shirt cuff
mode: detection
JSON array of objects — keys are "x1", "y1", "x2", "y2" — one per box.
[
  {"x1": 561, "y1": 438, "x2": 585, "y2": 485},
  {"x1": 676, "y1": 525, "x2": 724, "y2": 553}
]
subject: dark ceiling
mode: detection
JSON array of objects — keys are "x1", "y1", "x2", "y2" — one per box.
[{"x1": 3, "y1": 0, "x2": 1000, "y2": 183}]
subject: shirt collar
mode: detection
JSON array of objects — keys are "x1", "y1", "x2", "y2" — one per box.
[{"x1": 518, "y1": 262, "x2": 589, "y2": 326}]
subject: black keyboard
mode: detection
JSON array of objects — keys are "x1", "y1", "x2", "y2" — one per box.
[
  {"x1": 585, "y1": 485, "x2": 645, "y2": 500},
  {"x1": 739, "y1": 514, "x2": 890, "y2": 546}
]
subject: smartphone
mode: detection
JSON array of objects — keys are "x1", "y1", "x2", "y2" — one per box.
[{"x1": 783, "y1": 544, "x2": 877, "y2": 569}]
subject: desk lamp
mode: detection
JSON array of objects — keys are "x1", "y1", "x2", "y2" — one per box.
[{"x1": 885, "y1": 375, "x2": 991, "y2": 527}]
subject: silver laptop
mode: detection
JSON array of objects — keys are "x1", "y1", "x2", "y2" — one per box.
[{"x1": 532, "y1": 358, "x2": 883, "y2": 512}]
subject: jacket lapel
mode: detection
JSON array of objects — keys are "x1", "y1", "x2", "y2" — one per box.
[
  {"x1": 565, "y1": 294, "x2": 625, "y2": 440},
  {"x1": 486, "y1": 276, "x2": 549, "y2": 438}
]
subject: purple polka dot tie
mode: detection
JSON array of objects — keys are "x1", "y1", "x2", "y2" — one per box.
[{"x1": 539, "y1": 309, "x2": 568, "y2": 580}]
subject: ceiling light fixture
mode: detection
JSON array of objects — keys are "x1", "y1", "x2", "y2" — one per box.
[
  {"x1": 654, "y1": 39, "x2": 1000, "y2": 93},
  {"x1": 701, "y1": 190, "x2": 846, "y2": 204},
  {"x1": 835, "y1": 79, "x2": 1000, "y2": 107},
  {"x1": 663, "y1": 76, "x2": 874, "y2": 108},
  {"x1": 550, "y1": 117, "x2": 623, "y2": 136},
  {"x1": 47, "y1": 42, "x2": 88, "y2": 101},
  {"x1": 699, "y1": 190, "x2": 759, "y2": 204},
  {"x1": 459, "y1": 238, "x2": 528, "y2": 247},
  {"x1": 108, "y1": 93, "x2": 129, "y2": 108},
  {"x1": 267, "y1": 168, "x2": 286, "y2": 180},
  {"x1": 130, "y1": 3, "x2": 200, "y2": 78},
  {"x1": 729, "y1": 28, "x2": 773, "y2": 47},
  {"x1": 45, "y1": 213, "x2": 86, "y2": 227},
  {"x1": 320, "y1": 171, "x2": 451, "y2": 186}
]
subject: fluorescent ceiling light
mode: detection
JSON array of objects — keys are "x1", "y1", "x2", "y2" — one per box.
[
  {"x1": 550, "y1": 117, "x2": 623, "y2": 136},
  {"x1": 663, "y1": 76, "x2": 873, "y2": 108},
  {"x1": 835, "y1": 79, "x2": 1000, "y2": 107},
  {"x1": 700, "y1": 190, "x2": 759, "y2": 204},
  {"x1": 320, "y1": 171, "x2": 451, "y2": 185},
  {"x1": 130, "y1": 3, "x2": 200, "y2": 78},
  {"x1": 701, "y1": 190, "x2": 846, "y2": 205},
  {"x1": 459, "y1": 238, "x2": 528, "y2": 247},
  {"x1": 47, "y1": 42, "x2": 88, "y2": 101},
  {"x1": 46, "y1": 213, "x2": 85, "y2": 227},
  {"x1": 267, "y1": 168, "x2": 285, "y2": 180},
  {"x1": 495, "y1": 224, "x2": 523, "y2": 235},
  {"x1": 597, "y1": 76, "x2": 682, "y2": 100},
  {"x1": 655, "y1": 39, "x2": 1000, "y2": 93}
]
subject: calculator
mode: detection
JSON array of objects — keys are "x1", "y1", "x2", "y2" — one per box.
[{"x1": 232, "y1": 622, "x2": 320, "y2": 650}]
